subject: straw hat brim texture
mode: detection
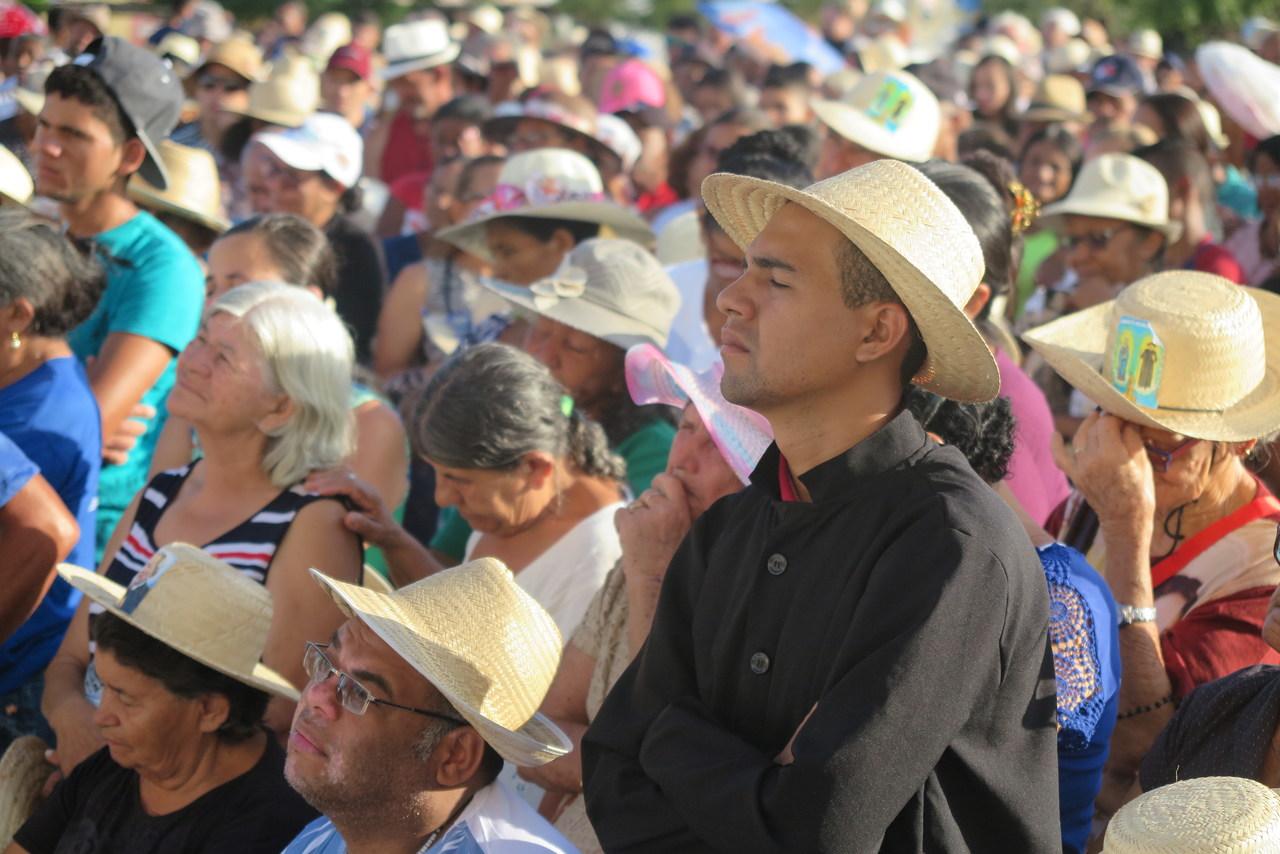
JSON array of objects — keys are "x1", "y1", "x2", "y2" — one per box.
[
  {"x1": 810, "y1": 97, "x2": 931, "y2": 162},
  {"x1": 1040, "y1": 197, "x2": 1182, "y2": 241},
  {"x1": 480, "y1": 276, "x2": 668, "y2": 349},
  {"x1": 1022, "y1": 288, "x2": 1280, "y2": 442},
  {"x1": 56, "y1": 564, "x2": 299, "y2": 701},
  {"x1": 483, "y1": 116, "x2": 622, "y2": 174},
  {"x1": 435, "y1": 202, "x2": 655, "y2": 262},
  {"x1": 308, "y1": 569, "x2": 572, "y2": 767},
  {"x1": 381, "y1": 43, "x2": 463, "y2": 81},
  {"x1": 224, "y1": 104, "x2": 309, "y2": 128},
  {"x1": 128, "y1": 183, "x2": 231, "y2": 234},
  {"x1": 361, "y1": 565, "x2": 396, "y2": 594},
  {"x1": 1103, "y1": 776, "x2": 1280, "y2": 853},
  {"x1": 0, "y1": 736, "x2": 52, "y2": 846},
  {"x1": 701, "y1": 172, "x2": 1000, "y2": 402}
]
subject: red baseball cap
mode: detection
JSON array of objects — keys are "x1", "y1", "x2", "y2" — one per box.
[{"x1": 326, "y1": 43, "x2": 372, "y2": 82}]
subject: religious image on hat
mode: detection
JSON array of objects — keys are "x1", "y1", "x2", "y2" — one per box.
[{"x1": 809, "y1": 69, "x2": 941, "y2": 163}]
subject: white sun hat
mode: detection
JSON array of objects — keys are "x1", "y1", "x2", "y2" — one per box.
[
  {"x1": 0, "y1": 145, "x2": 33, "y2": 206},
  {"x1": 482, "y1": 237, "x2": 679, "y2": 349},
  {"x1": 1023, "y1": 271, "x2": 1280, "y2": 442},
  {"x1": 1041, "y1": 153, "x2": 1180, "y2": 240},
  {"x1": 381, "y1": 18, "x2": 461, "y2": 81},
  {"x1": 57, "y1": 543, "x2": 299, "y2": 700},
  {"x1": 255, "y1": 111, "x2": 363, "y2": 189},
  {"x1": 308, "y1": 558, "x2": 571, "y2": 767},
  {"x1": 1103, "y1": 777, "x2": 1280, "y2": 853},
  {"x1": 434, "y1": 148, "x2": 654, "y2": 262},
  {"x1": 810, "y1": 69, "x2": 941, "y2": 163},
  {"x1": 1195, "y1": 41, "x2": 1280, "y2": 142},
  {"x1": 701, "y1": 159, "x2": 998, "y2": 402}
]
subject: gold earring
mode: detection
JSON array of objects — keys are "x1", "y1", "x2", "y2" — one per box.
[{"x1": 8, "y1": 331, "x2": 19, "y2": 350}]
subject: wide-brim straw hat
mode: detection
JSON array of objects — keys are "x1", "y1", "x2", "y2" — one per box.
[
  {"x1": 0, "y1": 145, "x2": 33, "y2": 206},
  {"x1": 701, "y1": 159, "x2": 999, "y2": 402},
  {"x1": 225, "y1": 56, "x2": 319, "y2": 128},
  {"x1": 626, "y1": 343, "x2": 772, "y2": 483},
  {"x1": 57, "y1": 543, "x2": 299, "y2": 700},
  {"x1": 128, "y1": 139, "x2": 230, "y2": 233},
  {"x1": 482, "y1": 237, "x2": 679, "y2": 349},
  {"x1": 1103, "y1": 777, "x2": 1280, "y2": 853},
  {"x1": 193, "y1": 35, "x2": 263, "y2": 83},
  {"x1": 810, "y1": 69, "x2": 941, "y2": 164},
  {"x1": 1023, "y1": 271, "x2": 1280, "y2": 442},
  {"x1": 308, "y1": 559, "x2": 572, "y2": 767},
  {"x1": 435, "y1": 148, "x2": 653, "y2": 262},
  {"x1": 1020, "y1": 74, "x2": 1093, "y2": 123},
  {"x1": 0, "y1": 736, "x2": 52, "y2": 845},
  {"x1": 1041, "y1": 152, "x2": 1181, "y2": 241}
]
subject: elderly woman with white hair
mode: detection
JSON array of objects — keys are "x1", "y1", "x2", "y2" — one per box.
[{"x1": 41, "y1": 282, "x2": 363, "y2": 780}]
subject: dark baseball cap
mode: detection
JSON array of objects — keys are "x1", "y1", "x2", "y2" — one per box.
[
  {"x1": 1087, "y1": 54, "x2": 1145, "y2": 98},
  {"x1": 71, "y1": 36, "x2": 183, "y2": 189}
]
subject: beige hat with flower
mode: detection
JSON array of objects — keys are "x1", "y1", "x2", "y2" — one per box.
[
  {"x1": 1103, "y1": 777, "x2": 1280, "y2": 853},
  {"x1": 702, "y1": 158, "x2": 999, "y2": 402},
  {"x1": 1041, "y1": 153, "x2": 1180, "y2": 240},
  {"x1": 57, "y1": 543, "x2": 299, "y2": 700},
  {"x1": 128, "y1": 139, "x2": 230, "y2": 234},
  {"x1": 308, "y1": 558, "x2": 571, "y2": 767},
  {"x1": 1024, "y1": 271, "x2": 1280, "y2": 442}
]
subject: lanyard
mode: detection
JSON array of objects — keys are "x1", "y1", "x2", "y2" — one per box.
[{"x1": 1151, "y1": 488, "x2": 1280, "y2": 589}]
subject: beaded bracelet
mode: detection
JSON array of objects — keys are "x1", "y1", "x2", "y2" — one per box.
[{"x1": 1117, "y1": 693, "x2": 1176, "y2": 721}]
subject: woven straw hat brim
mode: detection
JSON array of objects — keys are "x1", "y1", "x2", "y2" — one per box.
[
  {"x1": 701, "y1": 172, "x2": 1000, "y2": 403},
  {"x1": 1103, "y1": 776, "x2": 1280, "y2": 853},
  {"x1": 0, "y1": 736, "x2": 51, "y2": 845},
  {"x1": 128, "y1": 184, "x2": 230, "y2": 234},
  {"x1": 381, "y1": 43, "x2": 463, "y2": 81},
  {"x1": 482, "y1": 116, "x2": 622, "y2": 174},
  {"x1": 810, "y1": 97, "x2": 932, "y2": 162},
  {"x1": 57, "y1": 564, "x2": 299, "y2": 701},
  {"x1": 309, "y1": 570, "x2": 572, "y2": 767},
  {"x1": 224, "y1": 104, "x2": 309, "y2": 128},
  {"x1": 481, "y1": 276, "x2": 669, "y2": 348},
  {"x1": 1022, "y1": 289, "x2": 1280, "y2": 442},
  {"x1": 435, "y1": 202, "x2": 655, "y2": 261},
  {"x1": 1040, "y1": 197, "x2": 1182, "y2": 241}
]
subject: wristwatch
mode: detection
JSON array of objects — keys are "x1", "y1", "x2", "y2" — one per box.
[{"x1": 1118, "y1": 604, "x2": 1158, "y2": 626}]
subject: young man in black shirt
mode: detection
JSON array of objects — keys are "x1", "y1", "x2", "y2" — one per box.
[{"x1": 583, "y1": 160, "x2": 1060, "y2": 851}]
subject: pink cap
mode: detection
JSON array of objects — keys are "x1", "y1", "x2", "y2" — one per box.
[
  {"x1": 326, "y1": 43, "x2": 372, "y2": 83},
  {"x1": 599, "y1": 58, "x2": 666, "y2": 115}
]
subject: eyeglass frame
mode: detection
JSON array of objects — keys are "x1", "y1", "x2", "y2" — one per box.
[
  {"x1": 1143, "y1": 436, "x2": 1200, "y2": 473},
  {"x1": 1063, "y1": 224, "x2": 1133, "y2": 252},
  {"x1": 302, "y1": 641, "x2": 468, "y2": 725}
]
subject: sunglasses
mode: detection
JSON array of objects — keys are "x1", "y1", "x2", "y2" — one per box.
[
  {"x1": 1143, "y1": 436, "x2": 1200, "y2": 473},
  {"x1": 302, "y1": 641, "x2": 467, "y2": 724},
  {"x1": 1064, "y1": 225, "x2": 1131, "y2": 252},
  {"x1": 198, "y1": 75, "x2": 249, "y2": 93}
]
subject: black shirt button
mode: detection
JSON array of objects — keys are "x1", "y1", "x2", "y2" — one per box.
[
  {"x1": 766, "y1": 553, "x2": 788, "y2": 576},
  {"x1": 750, "y1": 652, "x2": 771, "y2": 674}
]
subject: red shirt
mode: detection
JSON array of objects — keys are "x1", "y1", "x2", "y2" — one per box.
[{"x1": 380, "y1": 110, "x2": 434, "y2": 187}]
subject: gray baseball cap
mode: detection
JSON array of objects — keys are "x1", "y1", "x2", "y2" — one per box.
[{"x1": 71, "y1": 37, "x2": 183, "y2": 189}]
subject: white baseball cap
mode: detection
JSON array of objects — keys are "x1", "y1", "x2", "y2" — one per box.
[{"x1": 254, "y1": 112, "x2": 363, "y2": 190}]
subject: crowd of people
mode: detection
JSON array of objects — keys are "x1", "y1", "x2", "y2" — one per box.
[{"x1": 2, "y1": 0, "x2": 1280, "y2": 850}]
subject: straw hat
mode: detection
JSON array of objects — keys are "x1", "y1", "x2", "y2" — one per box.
[
  {"x1": 626, "y1": 343, "x2": 772, "y2": 483},
  {"x1": 1041, "y1": 153, "x2": 1179, "y2": 240},
  {"x1": 1021, "y1": 74, "x2": 1092, "y2": 123},
  {"x1": 194, "y1": 36, "x2": 263, "y2": 83},
  {"x1": 435, "y1": 148, "x2": 654, "y2": 262},
  {"x1": 1127, "y1": 28, "x2": 1163, "y2": 62},
  {"x1": 1023, "y1": 271, "x2": 1280, "y2": 442},
  {"x1": 482, "y1": 237, "x2": 679, "y2": 349},
  {"x1": 228, "y1": 55, "x2": 319, "y2": 127},
  {"x1": 1104, "y1": 777, "x2": 1280, "y2": 853},
  {"x1": 57, "y1": 543, "x2": 300, "y2": 700},
  {"x1": 810, "y1": 70, "x2": 941, "y2": 164},
  {"x1": 0, "y1": 146, "x2": 33, "y2": 206},
  {"x1": 381, "y1": 19, "x2": 460, "y2": 81},
  {"x1": 308, "y1": 558, "x2": 571, "y2": 767},
  {"x1": 361, "y1": 565, "x2": 395, "y2": 594},
  {"x1": 702, "y1": 159, "x2": 999, "y2": 402},
  {"x1": 128, "y1": 140, "x2": 230, "y2": 233},
  {"x1": 0, "y1": 736, "x2": 52, "y2": 846}
]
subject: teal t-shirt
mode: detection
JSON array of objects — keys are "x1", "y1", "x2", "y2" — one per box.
[{"x1": 67, "y1": 211, "x2": 204, "y2": 561}]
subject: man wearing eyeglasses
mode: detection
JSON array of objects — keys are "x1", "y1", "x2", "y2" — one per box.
[{"x1": 282, "y1": 559, "x2": 575, "y2": 854}]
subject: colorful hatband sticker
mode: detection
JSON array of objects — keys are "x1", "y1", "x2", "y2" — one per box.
[
  {"x1": 120, "y1": 548, "x2": 178, "y2": 614},
  {"x1": 865, "y1": 77, "x2": 914, "y2": 132},
  {"x1": 1110, "y1": 316, "x2": 1165, "y2": 409}
]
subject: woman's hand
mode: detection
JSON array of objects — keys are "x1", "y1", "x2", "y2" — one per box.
[
  {"x1": 1070, "y1": 411, "x2": 1156, "y2": 540},
  {"x1": 305, "y1": 467, "x2": 401, "y2": 549},
  {"x1": 617, "y1": 473, "x2": 693, "y2": 589}
]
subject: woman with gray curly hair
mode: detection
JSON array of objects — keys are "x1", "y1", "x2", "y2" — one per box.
[{"x1": 42, "y1": 282, "x2": 364, "y2": 781}]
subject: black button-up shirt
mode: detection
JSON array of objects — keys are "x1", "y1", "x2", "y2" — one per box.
[{"x1": 583, "y1": 411, "x2": 1060, "y2": 852}]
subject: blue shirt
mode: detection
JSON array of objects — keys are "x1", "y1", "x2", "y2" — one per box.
[
  {"x1": 0, "y1": 430, "x2": 37, "y2": 505},
  {"x1": 0, "y1": 357, "x2": 101, "y2": 693},
  {"x1": 66, "y1": 211, "x2": 204, "y2": 561}
]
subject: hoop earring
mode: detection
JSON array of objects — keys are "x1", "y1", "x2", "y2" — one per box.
[{"x1": 8, "y1": 331, "x2": 19, "y2": 350}]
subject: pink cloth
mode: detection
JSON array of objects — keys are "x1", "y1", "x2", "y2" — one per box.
[
  {"x1": 996, "y1": 347, "x2": 1070, "y2": 525},
  {"x1": 1224, "y1": 220, "x2": 1280, "y2": 287}
]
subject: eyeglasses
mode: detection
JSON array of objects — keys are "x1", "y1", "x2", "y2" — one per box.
[
  {"x1": 198, "y1": 75, "x2": 249, "y2": 93},
  {"x1": 302, "y1": 641, "x2": 468, "y2": 724},
  {"x1": 1064, "y1": 225, "x2": 1131, "y2": 252},
  {"x1": 1143, "y1": 436, "x2": 1200, "y2": 473}
]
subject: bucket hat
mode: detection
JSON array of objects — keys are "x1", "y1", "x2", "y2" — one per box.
[
  {"x1": 57, "y1": 543, "x2": 299, "y2": 700},
  {"x1": 128, "y1": 140, "x2": 230, "y2": 233},
  {"x1": 1103, "y1": 777, "x2": 1280, "y2": 853},
  {"x1": 1021, "y1": 74, "x2": 1092, "y2": 123},
  {"x1": 308, "y1": 558, "x2": 571, "y2": 767},
  {"x1": 255, "y1": 111, "x2": 362, "y2": 189},
  {"x1": 1023, "y1": 271, "x2": 1280, "y2": 442},
  {"x1": 381, "y1": 19, "x2": 460, "y2": 81},
  {"x1": 482, "y1": 237, "x2": 678, "y2": 349},
  {"x1": 626, "y1": 343, "x2": 772, "y2": 483},
  {"x1": 810, "y1": 69, "x2": 940, "y2": 163},
  {"x1": 227, "y1": 55, "x2": 319, "y2": 128},
  {"x1": 702, "y1": 159, "x2": 998, "y2": 402},
  {"x1": 435, "y1": 148, "x2": 653, "y2": 262},
  {"x1": 0, "y1": 145, "x2": 33, "y2": 205},
  {"x1": 1041, "y1": 153, "x2": 1179, "y2": 240}
]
